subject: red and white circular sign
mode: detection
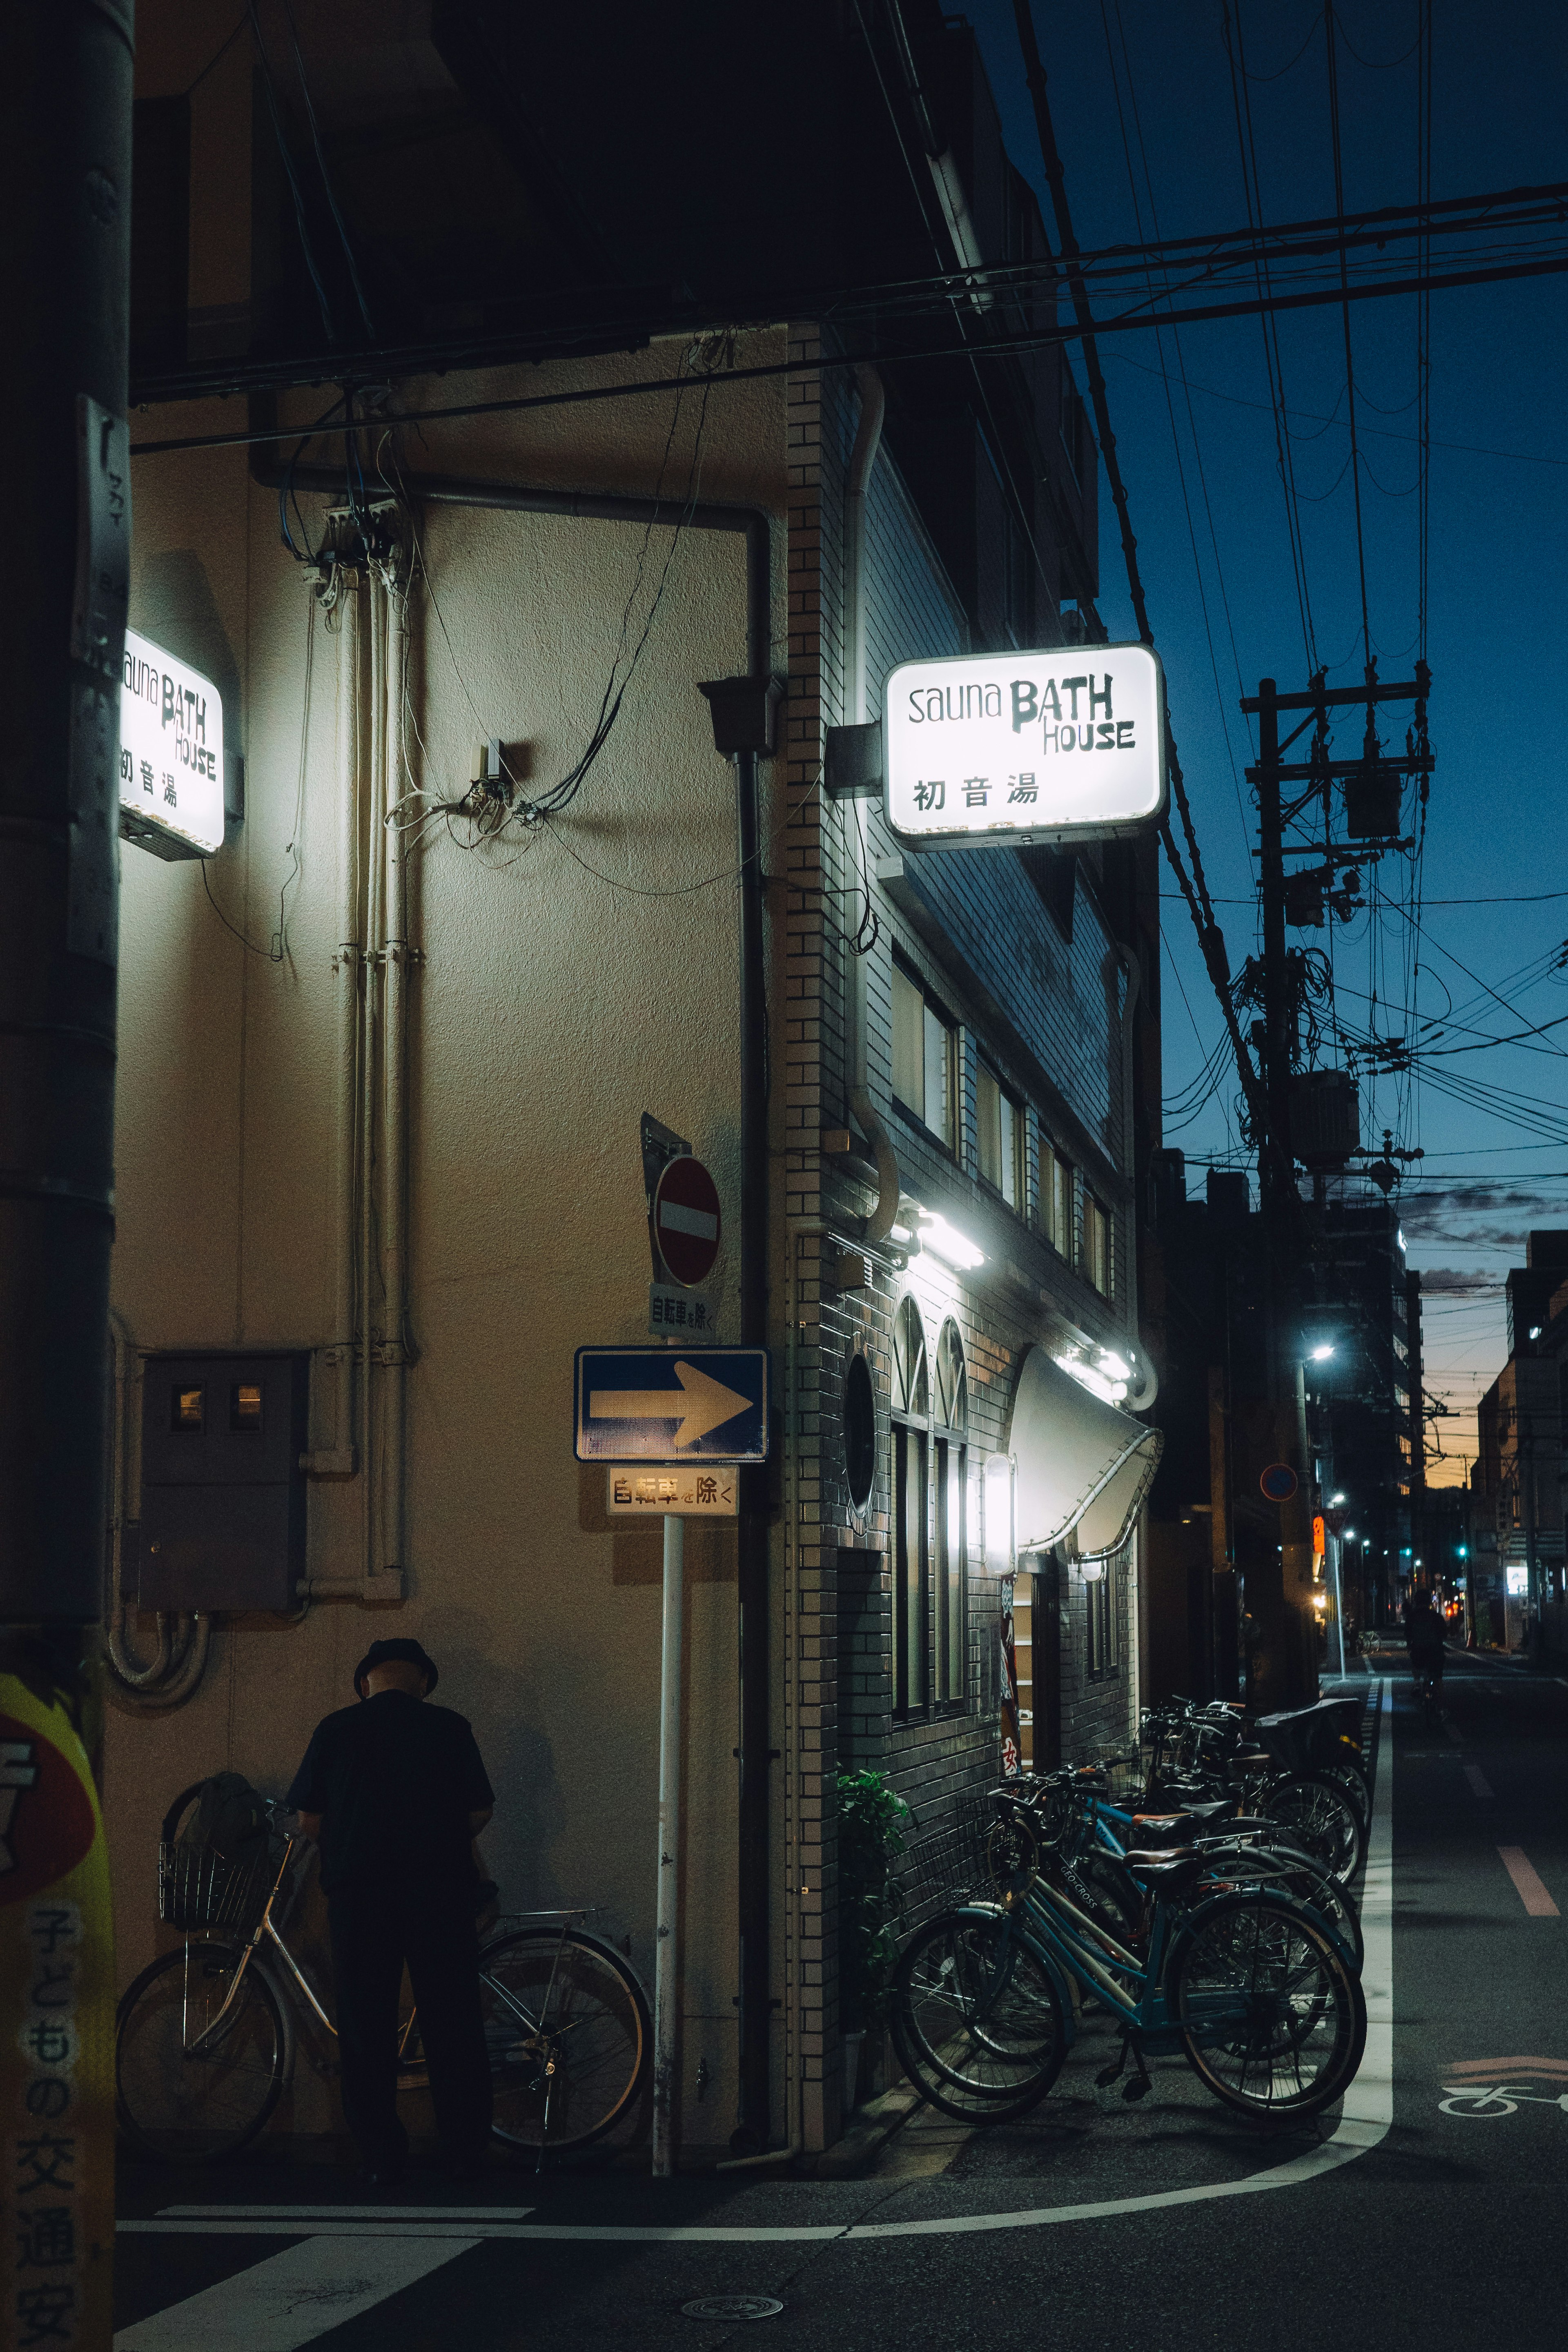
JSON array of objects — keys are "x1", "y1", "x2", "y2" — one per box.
[{"x1": 653, "y1": 1155, "x2": 722, "y2": 1287}]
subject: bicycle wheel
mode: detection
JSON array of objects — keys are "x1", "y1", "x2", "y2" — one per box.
[
  {"x1": 117, "y1": 1940, "x2": 290, "y2": 2161},
  {"x1": 1169, "y1": 1894, "x2": 1366, "y2": 2121},
  {"x1": 1258, "y1": 1771, "x2": 1366, "y2": 1885},
  {"x1": 480, "y1": 1928, "x2": 649, "y2": 2153},
  {"x1": 1319, "y1": 1760, "x2": 1371, "y2": 1829},
  {"x1": 890, "y1": 1910, "x2": 1065, "y2": 2123},
  {"x1": 1204, "y1": 1845, "x2": 1364, "y2": 1973}
]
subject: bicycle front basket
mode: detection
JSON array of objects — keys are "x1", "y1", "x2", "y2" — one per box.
[{"x1": 158, "y1": 1840, "x2": 273, "y2": 1936}]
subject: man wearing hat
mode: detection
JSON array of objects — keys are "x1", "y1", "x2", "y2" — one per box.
[{"x1": 287, "y1": 1638, "x2": 496, "y2": 2183}]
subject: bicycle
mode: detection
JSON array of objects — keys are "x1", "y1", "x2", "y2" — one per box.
[
  {"x1": 892, "y1": 1801, "x2": 1366, "y2": 2129},
  {"x1": 1410, "y1": 1657, "x2": 1444, "y2": 1732},
  {"x1": 1018, "y1": 1762, "x2": 1365, "y2": 1975},
  {"x1": 116, "y1": 1789, "x2": 650, "y2": 2165}
]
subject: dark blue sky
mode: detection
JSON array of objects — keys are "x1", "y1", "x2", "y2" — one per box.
[{"x1": 964, "y1": 0, "x2": 1568, "y2": 1470}]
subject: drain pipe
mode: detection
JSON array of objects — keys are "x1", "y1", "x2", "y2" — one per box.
[
  {"x1": 380, "y1": 557, "x2": 411, "y2": 1582},
  {"x1": 840, "y1": 366, "x2": 900, "y2": 1245},
  {"x1": 249, "y1": 411, "x2": 778, "y2": 2145}
]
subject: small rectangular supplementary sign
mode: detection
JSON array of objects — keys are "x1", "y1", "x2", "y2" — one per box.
[
  {"x1": 649, "y1": 1283, "x2": 717, "y2": 1337},
  {"x1": 574, "y1": 1347, "x2": 768, "y2": 1463},
  {"x1": 607, "y1": 1468, "x2": 739, "y2": 1517}
]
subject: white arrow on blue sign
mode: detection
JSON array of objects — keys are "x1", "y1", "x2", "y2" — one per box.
[{"x1": 574, "y1": 1348, "x2": 769, "y2": 1463}]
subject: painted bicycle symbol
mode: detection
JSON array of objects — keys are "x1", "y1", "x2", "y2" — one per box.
[{"x1": 1439, "y1": 2060, "x2": 1568, "y2": 2117}]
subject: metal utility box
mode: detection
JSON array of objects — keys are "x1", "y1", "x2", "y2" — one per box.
[
  {"x1": 137, "y1": 1353, "x2": 309, "y2": 1612},
  {"x1": 1290, "y1": 1070, "x2": 1359, "y2": 1168}
]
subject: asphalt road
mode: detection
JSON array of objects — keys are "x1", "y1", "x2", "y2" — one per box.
[{"x1": 114, "y1": 1655, "x2": 1568, "y2": 2350}]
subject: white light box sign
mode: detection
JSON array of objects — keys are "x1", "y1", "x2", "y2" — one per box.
[
  {"x1": 885, "y1": 641, "x2": 1167, "y2": 849},
  {"x1": 119, "y1": 628, "x2": 225, "y2": 859}
]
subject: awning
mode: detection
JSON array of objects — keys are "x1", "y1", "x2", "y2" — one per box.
[{"x1": 1006, "y1": 1343, "x2": 1163, "y2": 1561}]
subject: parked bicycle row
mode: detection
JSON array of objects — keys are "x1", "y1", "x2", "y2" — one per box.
[{"x1": 886, "y1": 1693, "x2": 1374, "y2": 2129}]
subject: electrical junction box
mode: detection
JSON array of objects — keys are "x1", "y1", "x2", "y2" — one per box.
[
  {"x1": 1290, "y1": 1070, "x2": 1359, "y2": 1168},
  {"x1": 136, "y1": 1353, "x2": 309, "y2": 1612}
]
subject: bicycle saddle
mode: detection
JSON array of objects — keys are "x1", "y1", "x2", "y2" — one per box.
[
  {"x1": 1123, "y1": 1847, "x2": 1203, "y2": 1893},
  {"x1": 1130, "y1": 1811, "x2": 1196, "y2": 1842}
]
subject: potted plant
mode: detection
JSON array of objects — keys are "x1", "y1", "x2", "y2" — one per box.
[{"x1": 836, "y1": 1768, "x2": 909, "y2": 2113}]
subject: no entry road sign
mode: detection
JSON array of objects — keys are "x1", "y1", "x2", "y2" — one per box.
[
  {"x1": 574, "y1": 1348, "x2": 768, "y2": 1463},
  {"x1": 652, "y1": 1155, "x2": 722, "y2": 1287}
]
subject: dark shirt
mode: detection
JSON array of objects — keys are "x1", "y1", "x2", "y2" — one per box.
[{"x1": 285, "y1": 1690, "x2": 494, "y2": 1897}]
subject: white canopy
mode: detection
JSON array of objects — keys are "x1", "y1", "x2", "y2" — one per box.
[{"x1": 1007, "y1": 1343, "x2": 1162, "y2": 1562}]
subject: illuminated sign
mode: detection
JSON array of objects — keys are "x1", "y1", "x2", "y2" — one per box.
[
  {"x1": 885, "y1": 641, "x2": 1166, "y2": 850},
  {"x1": 119, "y1": 629, "x2": 225, "y2": 859}
]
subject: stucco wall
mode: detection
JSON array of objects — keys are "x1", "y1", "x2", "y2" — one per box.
[{"x1": 109, "y1": 339, "x2": 789, "y2": 2149}]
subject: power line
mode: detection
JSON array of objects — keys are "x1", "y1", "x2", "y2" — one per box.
[{"x1": 1323, "y1": 1, "x2": 1372, "y2": 670}]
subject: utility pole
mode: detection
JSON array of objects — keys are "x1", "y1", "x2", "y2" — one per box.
[
  {"x1": 0, "y1": 3, "x2": 134, "y2": 2343},
  {"x1": 1244, "y1": 678, "x2": 1318, "y2": 1708},
  {"x1": 1407, "y1": 1270, "x2": 1425, "y2": 1581},
  {"x1": 1241, "y1": 662, "x2": 1434, "y2": 1702}
]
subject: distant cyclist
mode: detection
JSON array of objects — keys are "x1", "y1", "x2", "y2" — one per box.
[{"x1": 1404, "y1": 1588, "x2": 1446, "y2": 1710}]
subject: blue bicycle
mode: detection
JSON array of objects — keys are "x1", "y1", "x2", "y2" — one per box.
[{"x1": 891, "y1": 1818, "x2": 1366, "y2": 2127}]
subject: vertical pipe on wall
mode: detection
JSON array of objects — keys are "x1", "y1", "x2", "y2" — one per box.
[
  {"x1": 361, "y1": 574, "x2": 386, "y2": 1584},
  {"x1": 332, "y1": 575, "x2": 361, "y2": 1475},
  {"x1": 381, "y1": 562, "x2": 409, "y2": 1584}
]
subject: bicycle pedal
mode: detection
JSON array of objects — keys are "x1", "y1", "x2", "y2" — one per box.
[{"x1": 1122, "y1": 2076, "x2": 1152, "y2": 2102}]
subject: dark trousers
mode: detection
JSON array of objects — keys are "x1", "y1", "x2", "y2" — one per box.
[{"x1": 328, "y1": 1884, "x2": 492, "y2": 2167}]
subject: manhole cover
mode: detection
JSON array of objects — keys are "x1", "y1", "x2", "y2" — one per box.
[{"x1": 681, "y1": 2295, "x2": 784, "y2": 2321}]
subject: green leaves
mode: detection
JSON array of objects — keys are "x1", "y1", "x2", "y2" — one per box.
[{"x1": 837, "y1": 1770, "x2": 910, "y2": 2032}]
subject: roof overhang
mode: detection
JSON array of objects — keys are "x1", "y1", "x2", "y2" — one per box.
[{"x1": 1006, "y1": 1342, "x2": 1162, "y2": 1561}]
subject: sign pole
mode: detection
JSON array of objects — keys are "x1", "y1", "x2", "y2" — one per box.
[{"x1": 652, "y1": 1510, "x2": 685, "y2": 2177}]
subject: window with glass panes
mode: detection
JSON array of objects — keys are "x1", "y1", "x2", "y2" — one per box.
[
  {"x1": 976, "y1": 1062, "x2": 1024, "y2": 1209},
  {"x1": 933, "y1": 1321, "x2": 968, "y2": 1706},
  {"x1": 1085, "y1": 1560, "x2": 1120, "y2": 1678},
  {"x1": 891, "y1": 960, "x2": 957, "y2": 1152},
  {"x1": 891, "y1": 1297, "x2": 930, "y2": 1716},
  {"x1": 1085, "y1": 1193, "x2": 1111, "y2": 1296},
  {"x1": 1040, "y1": 1136, "x2": 1074, "y2": 1260}
]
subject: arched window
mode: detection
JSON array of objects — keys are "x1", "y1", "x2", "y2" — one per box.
[
  {"x1": 933, "y1": 1321, "x2": 969, "y2": 1704},
  {"x1": 891, "y1": 1299, "x2": 929, "y2": 1714}
]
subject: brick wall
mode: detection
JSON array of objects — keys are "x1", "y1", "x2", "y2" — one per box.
[{"x1": 777, "y1": 330, "x2": 1139, "y2": 2152}]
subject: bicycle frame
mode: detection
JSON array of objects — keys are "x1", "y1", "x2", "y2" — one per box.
[
  {"x1": 176, "y1": 1842, "x2": 552, "y2": 2068},
  {"x1": 955, "y1": 1871, "x2": 1298, "y2": 2062}
]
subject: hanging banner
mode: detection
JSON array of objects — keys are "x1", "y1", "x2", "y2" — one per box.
[
  {"x1": 884, "y1": 640, "x2": 1166, "y2": 849},
  {"x1": 0, "y1": 1655, "x2": 115, "y2": 2350}
]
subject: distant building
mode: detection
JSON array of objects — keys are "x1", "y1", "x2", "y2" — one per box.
[{"x1": 1473, "y1": 1231, "x2": 1568, "y2": 1659}]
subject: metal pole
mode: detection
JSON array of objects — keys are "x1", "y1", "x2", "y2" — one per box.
[
  {"x1": 653, "y1": 1510, "x2": 685, "y2": 2177},
  {"x1": 0, "y1": 7, "x2": 132, "y2": 2344}
]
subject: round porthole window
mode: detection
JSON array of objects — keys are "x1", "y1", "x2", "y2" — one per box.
[{"x1": 844, "y1": 1354, "x2": 876, "y2": 1511}]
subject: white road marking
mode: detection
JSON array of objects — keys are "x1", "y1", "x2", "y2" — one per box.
[
  {"x1": 1498, "y1": 1846, "x2": 1561, "y2": 1918},
  {"x1": 113, "y1": 2232, "x2": 476, "y2": 2349},
  {"x1": 120, "y1": 2221, "x2": 535, "y2": 2241},
  {"x1": 1463, "y1": 1765, "x2": 1494, "y2": 1799},
  {"x1": 159, "y1": 2205, "x2": 532, "y2": 2222}
]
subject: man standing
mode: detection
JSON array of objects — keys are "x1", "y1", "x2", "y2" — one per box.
[{"x1": 287, "y1": 1637, "x2": 496, "y2": 2183}]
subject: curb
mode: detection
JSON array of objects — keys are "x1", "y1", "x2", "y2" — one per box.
[{"x1": 811, "y1": 2084, "x2": 922, "y2": 2178}]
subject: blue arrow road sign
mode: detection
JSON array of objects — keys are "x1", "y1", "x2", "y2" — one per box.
[{"x1": 574, "y1": 1348, "x2": 769, "y2": 1463}]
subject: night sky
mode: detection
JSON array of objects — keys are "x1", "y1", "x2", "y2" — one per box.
[{"x1": 965, "y1": 0, "x2": 1568, "y2": 1477}]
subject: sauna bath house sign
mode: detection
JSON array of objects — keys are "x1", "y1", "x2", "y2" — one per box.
[{"x1": 883, "y1": 640, "x2": 1167, "y2": 850}]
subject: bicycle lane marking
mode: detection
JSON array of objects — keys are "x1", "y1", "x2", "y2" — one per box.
[
  {"x1": 113, "y1": 2235, "x2": 482, "y2": 2349},
  {"x1": 1497, "y1": 1846, "x2": 1560, "y2": 1917},
  {"x1": 118, "y1": 1682, "x2": 1396, "y2": 2263}
]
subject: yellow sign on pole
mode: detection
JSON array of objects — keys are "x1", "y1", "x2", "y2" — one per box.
[{"x1": 0, "y1": 1657, "x2": 115, "y2": 2350}]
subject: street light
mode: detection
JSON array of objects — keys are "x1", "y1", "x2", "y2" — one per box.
[
  {"x1": 1309, "y1": 1344, "x2": 1335, "y2": 1362},
  {"x1": 1330, "y1": 1491, "x2": 1346, "y2": 1505}
]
